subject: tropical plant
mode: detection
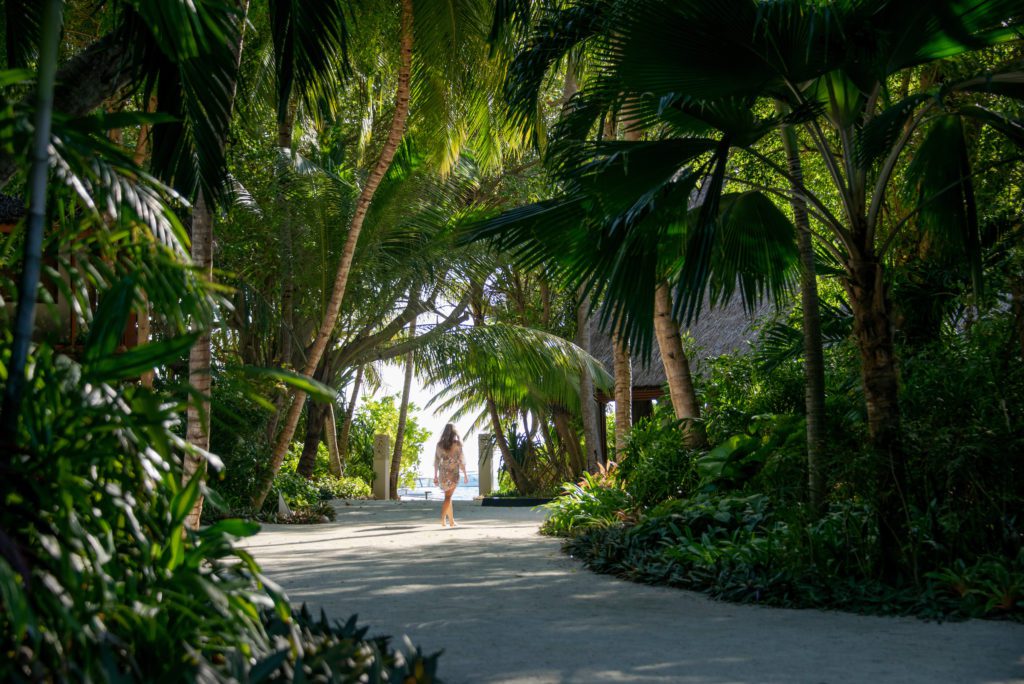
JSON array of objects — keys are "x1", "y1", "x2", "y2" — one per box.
[
  {"x1": 540, "y1": 466, "x2": 634, "y2": 537},
  {"x1": 475, "y1": 0, "x2": 1024, "y2": 577}
]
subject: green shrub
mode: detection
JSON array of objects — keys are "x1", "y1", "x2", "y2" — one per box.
[
  {"x1": 617, "y1": 405, "x2": 699, "y2": 509},
  {"x1": 540, "y1": 468, "x2": 634, "y2": 537},
  {"x1": 0, "y1": 277, "x2": 441, "y2": 680},
  {"x1": 317, "y1": 474, "x2": 372, "y2": 500},
  {"x1": 564, "y1": 493, "x2": 1023, "y2": 620}
]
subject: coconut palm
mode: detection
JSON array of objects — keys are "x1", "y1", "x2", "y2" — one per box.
[
  {"x1": 474, "y1": 0, "x2": 1024, "y2": 577},
  {"x1": 256, "y1": 0, "x2": 531, "y2": 508}
]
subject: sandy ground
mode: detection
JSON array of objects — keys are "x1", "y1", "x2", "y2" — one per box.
[{"x1": 244, "y1": 500, "x2": 1024, "y2": 684}]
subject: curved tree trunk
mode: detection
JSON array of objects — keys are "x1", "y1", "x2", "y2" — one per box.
[
  {"x1": 324, "y1": 401, "x2": 342, "y2": 477},
  {"x1": 552, "y1": 407, "x2": 583, "y2": 477},
  {"x1": 254, "y1": 0, "x2": 414, "y2": 509},
  {"x1": 653, "y1": 282, "x2": 705, "y2": 448},
  {"x1": 487, "y1": 398, "x2": 530, "y2": 494},
  {"x1": 389, "y1": 315, "x2": 416, "y2": 497},
  {"x1": 338, "y1": 366, "x2": 363, "y2": 473},
  {"x1": 780, "y1": 122, "x2": 827, "y2": 515}
]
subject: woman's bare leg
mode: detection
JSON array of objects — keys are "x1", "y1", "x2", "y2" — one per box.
[
  {"x1": 445, "y1": 487, "x2": 458, "y2": 526},
  {"x1": 442, "y1": 490, "x2": 453, "y2": 526}
]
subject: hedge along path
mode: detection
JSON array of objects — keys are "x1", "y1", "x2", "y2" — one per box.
[{"x1": 245, "y1": 500, "x2": 1024, "y2": 684}]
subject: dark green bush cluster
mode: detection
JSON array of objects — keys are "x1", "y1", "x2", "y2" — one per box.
[
  {"x1": 0, "y1": 330, "x2": 438, "y2": 680},
  {"x1": 210, "y1": 423, "x2": 371, "y2": 524},
  {"x1": 565, "y1": 494, "x2": 1023, "y2": 620},
  {"x1": 547, "y1": 316, "x2": 1023, "y2": 621},
  {"x1": 616, "y1": 404, "x2": 699, "y2": 509},
  {"x1": 540, "y1": 467, "x2": 633, "y2": 537}
]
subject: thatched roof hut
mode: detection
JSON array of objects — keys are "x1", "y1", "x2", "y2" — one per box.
[{"x1": 590, "y1": 295, "x2": 776, "y2": 399}]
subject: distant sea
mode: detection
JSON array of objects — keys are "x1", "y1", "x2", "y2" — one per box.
[{"x1": 398, "y1": 474, "x2": 480, "y2": 502}]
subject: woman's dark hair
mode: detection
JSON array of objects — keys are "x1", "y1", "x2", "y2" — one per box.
[{"x1": 439, "y1": 423, "x2": 461, "y2": 451}]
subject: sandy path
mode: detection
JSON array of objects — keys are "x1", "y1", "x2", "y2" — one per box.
[{"x1": 245, "y1": 500, "x2": 1024, "y2": 683}]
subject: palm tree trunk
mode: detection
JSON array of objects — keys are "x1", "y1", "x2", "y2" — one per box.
[
  {"x1": 575, "y1": 289, "x2": 602, "y2": 472},
  {"x1": 324, "y1": 400, "x2": 342, "y2": 477},
  {"x1": 338, "y1": 366, "x2": 363, "y2": 472},
  {"x1": 653, "y1": 282, "x2": 705, "y2": 448},
  {"x1": 183, "y1": 190, "x2": 215, "y2": 526},
  {"x1": 613, "y1": 332, "x2": 632, "y2": 457},
  {"x1": 297, "y1": 400, "x2": 328, "y2": 478},
  {"x1": 134, "y1": 96, "x2": 156, "y2": 388},
  {"x1": 254, "y1": 0, "x2": 414, "y2": 510},
  {"x1": 487, "y1": 398, "x2": 530, "y2": 493},
  {"x1": 780, "y1": 122, "x2": 828, "y2": 515},
  {"x1": 389, "y1": 315, "x2": 417, "y2": 497},
  {"x1": 277, "y1": 98, "x2": 297, "y2": 373},
  {"x1": 552, "y1": 407, "x2": 583, "y2": 477},
  {"x1": 0, "y1": 0, "x2": 62, "y2": 447},
  {"x1": 846, "y1": 255, "x2": 908, "y2": 581},
  {"x1": 184, "y1": 0, "x2": 249, "y2": 529}
]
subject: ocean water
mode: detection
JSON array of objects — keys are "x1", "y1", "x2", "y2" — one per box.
[{"x1": 398, "y1": 475, "x2": 480, "y2": 502}]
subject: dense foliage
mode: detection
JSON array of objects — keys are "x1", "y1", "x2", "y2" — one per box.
[
  {"x1": 542, "y1": 318, "x2": 1024, "y2": 620},
  {"x1": 0, "y1": 287, "x2": 437, "y2": 680}
]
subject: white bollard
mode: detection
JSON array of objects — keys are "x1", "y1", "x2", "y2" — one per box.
[
  {"x1": 373, "y1": 433, "x2": 391, "y2": 500},
  {"x1": 478, "y1": 433, "x2": 494, "y2": 497}
]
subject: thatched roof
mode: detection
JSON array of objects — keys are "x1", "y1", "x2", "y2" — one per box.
[{"x1": 590, "y1": 295, "x2": 776, "y2": 390}]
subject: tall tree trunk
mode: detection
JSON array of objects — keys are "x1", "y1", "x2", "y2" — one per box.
[
  {"x1": 780, "y1": 122, "x2": 828, "y2": 515},
  {"x1": 575, "y1": 289, "x2": 602, "y2": 472},
  {"x1": 613, "y1": 332, "x2": 632, "y2": 457},
  {"x1": 183, "y1": 191, "x2": 215, "y2": 526},
  {"x1": 487, "y1": 398, "x2": 530, "y2": 494},
  {"x1": 552, "y1": 407, "x2": 584, "y2": 477},
  {"x1": 254, "y1": 0, "x2": 414, "y2": 510},
  {"x1": 277, "y1": 99, "x2": 297, "y2": 372},
  {"x1": 846, "y1": 256, "x2": 908, "y2": 581},
  {"x1": 134, "y1": 97, "x2": 156, "y2": 389},
  {"x1": 0, "y1": 0, "x2": 62, "y2": 447},
  {"x1": 184, "y1": 1, "x2": 249, "y2": 529},
  {"x1": 653, "y1": 282, "x2": 705, "y2": 448},
  {"x1": 338, "y1": 366, "x2": 363, "y2": 472},
  {"x1": 297, "y1": 400, "x2": 329, "y2": 478},
  {"x1": 325, "y1": 401, "x2": 342, "y2": 477},
  {"x1": 389, "y1": 315, "x2": 417, "y2": 497}
]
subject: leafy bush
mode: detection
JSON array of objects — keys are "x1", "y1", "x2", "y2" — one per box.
[
  {"x1": 0, "y1": 273, "x2": 441, "y2": 680},
  {"x1": 616, "y1": 405, "x2": 699, "y2": 509},
  {"x1": 346, "y1": 395, "x2": 429, "y2": 489},
  {"x1": 540, "y1": 466, "x2": 634, "y2": 537},
  {"x1": 564, "y1": 493, "x2": 1023, "y2": 620},
  {"x1": 317, "y1": 474, "x2": 372, "y2": 500}
]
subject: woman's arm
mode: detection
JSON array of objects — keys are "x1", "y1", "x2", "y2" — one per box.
[{"x1": 460, "y1": 446, "x2": 468, "y2": 483}]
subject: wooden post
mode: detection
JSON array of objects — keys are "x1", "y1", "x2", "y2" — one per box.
[{"x1": 373, "y1": 433, "x2": 391, "y2": 500}]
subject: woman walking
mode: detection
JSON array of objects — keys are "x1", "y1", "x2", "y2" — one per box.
[{"x1": 434, "y1": 423, "x2": 468, "y2": 527}]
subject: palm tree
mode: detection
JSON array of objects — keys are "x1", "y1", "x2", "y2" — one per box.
[
  {"x1": 475, "y1": 0, "x2": 1024, "y2": 577},
  {"x1": 389, "y1": 314, "x2": 417, "y2": 497},
  {"x1": 256, "y1": 0, "x2": 414, "y2": 509},
  {"x1": 0, "y1": 0, "x2": 63, "y2": 446}
]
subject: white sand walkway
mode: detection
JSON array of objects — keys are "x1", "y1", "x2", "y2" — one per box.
[{"x1": 245, "y1": 500, "x2": 1024, "y2": 684}]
